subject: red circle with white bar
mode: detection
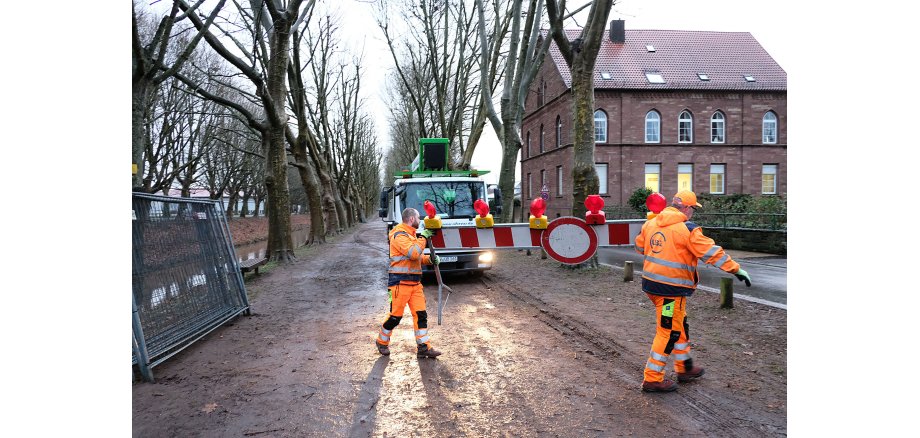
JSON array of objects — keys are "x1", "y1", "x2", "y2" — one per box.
[{"x1": 541, "y1": 217, "x2": 598, "y2": 265}]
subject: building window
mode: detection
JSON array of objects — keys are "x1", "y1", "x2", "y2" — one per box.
[
  {"x1": 678, "y1": 164, "x2": 693, "y2": 192},
  {"x1": 539, "y1": 124, "x2": 544, "y2": 153},
  {"x1": 595, "y1": 163, "x2": 608, "y2": 195},
  {"x1": 556, "y1": 166, "x2": 563, "y2": 195},
  {"x1": 710, "y1": 164, "x2": 725, "y2": 194},
  {"x1": 538, "y1": 79, "x2": 545, "y2": 106},
  {"x1": 594, "y1": 110, "x2": 607, "y2": 143},
  {"x1": 645, "y1": 164, "x2": 660, "y2": 193},
  {"x1": 678, "y1": 110, "x2": 693, "y2": 143},
  {"x1": 763, "y1": 111, "x2": 777, "y2": 144},
  {"x1": 540, "y1": 169, "x2": 546, "y2": 193},
  {"x1": 527, "y1": 172, "x2": 532, "y2": 199},
  {"x1": 711, "y1": 111, "x2": 725, "y2": 143},
  {"x1": 645, "y1": 110, "x2": 660, "y2": 143},
  {"x1": 762, "y1": 164, "x2": 777, "y2": 194},
  {"x1": 526, "y1": 131, "x2": 530, "y2": 158},
  {"x1": 555, "y1": 115, "x2": 562, "y2": 148}
]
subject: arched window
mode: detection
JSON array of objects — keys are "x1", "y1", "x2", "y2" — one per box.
[
  {"x1": 645, "y1": 110, "x2": 660, "y2": 143},
  {"x1": 594, "y1": 110, "x2": 607, "y2": 143},
  {"x1": 763, "y1": 111, "x2": 777, "y2": 144},
  {"x1": 526, "y1": 131, "x2": 531, "y2": 157},
  {"x1": 539, "y1": 124, "x2": 544, "y2": 153},
  {"x1": 678, "y1": 110, "x2": 693, "y2": 143},
  {"x1": 711, "y1": 111, "x2": 725, "y2": 143},
  {"x1": 555, "y1": 115, "x2": 562, "y2": 148}
]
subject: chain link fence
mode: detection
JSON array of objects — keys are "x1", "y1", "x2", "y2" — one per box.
[{"x1": 132, "y1": 193, "x2": 250, "y2": 382}]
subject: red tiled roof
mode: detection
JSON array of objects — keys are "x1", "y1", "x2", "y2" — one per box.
[{"x1": 547, "y1": 29, "x2": 786, "y2": 91}]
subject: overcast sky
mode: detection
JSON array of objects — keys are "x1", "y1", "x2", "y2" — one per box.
[{"x1": 340, "y1": 0, "x2": 798, "y2": 186}]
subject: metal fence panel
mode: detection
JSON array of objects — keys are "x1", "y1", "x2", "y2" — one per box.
[{"x1": 132, "y1": 193, "x2": 249, "y2": 381}]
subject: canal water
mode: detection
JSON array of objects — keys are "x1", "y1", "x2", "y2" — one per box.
[{"x1": 234, "y1": 228, "x2": 311, "y2": 261}]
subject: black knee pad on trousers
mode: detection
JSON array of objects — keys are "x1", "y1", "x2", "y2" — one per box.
[
  {"x1": 664, "y1": 330, "x2": 681, "y2": 354},
  {"x1": 383, "y1": 315, "x2": 402, "y2": 330},
  {"x1": 416, "y1": 310, "x2": 428, "y2": 328}
]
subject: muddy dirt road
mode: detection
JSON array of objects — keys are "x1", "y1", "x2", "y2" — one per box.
[{"x1": 133, "y1": 220, "x2": 787, "y2": 437}]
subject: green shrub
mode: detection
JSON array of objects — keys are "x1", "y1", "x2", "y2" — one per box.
[{"x1": 627, "y1": 187, "x2": 653, "y2": 213}]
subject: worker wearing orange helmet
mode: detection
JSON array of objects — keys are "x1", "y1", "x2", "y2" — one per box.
[
  {"x1": 375, "y1": 207, "x2": 443, "y2": 358},
  {"x1": 634, "y1": 190, "x2": 751, "y2": 392}
]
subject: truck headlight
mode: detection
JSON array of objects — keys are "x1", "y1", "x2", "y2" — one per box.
[{"x1": 478, "y1": 252, "x2": 494, "y2": 263}]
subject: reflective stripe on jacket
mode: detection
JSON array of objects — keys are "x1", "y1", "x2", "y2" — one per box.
[
  {"x1": 634, "y1": 207, "x2": 740, "y2": 296},
  {"x1": 388, "y1": 223, "x2": 432, "y2": 278}
]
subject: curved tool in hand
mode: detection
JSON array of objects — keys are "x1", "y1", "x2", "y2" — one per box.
[{"x1": 426, "y1": 233, "x2": 454, "y2": 325}]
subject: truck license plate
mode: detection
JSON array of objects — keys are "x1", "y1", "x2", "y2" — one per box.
[{"x1": 440, "y1": 256, "x2": 457, "y2": 263}]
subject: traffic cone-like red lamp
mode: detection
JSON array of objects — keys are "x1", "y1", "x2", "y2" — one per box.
[
  {"x1": 474, "y1": 199, "x2": 494, "y2": 228},
  {"x1": 584, "y1": 194, "x2": 606, "y2": 225},
  {"x1": 529, "y1": 198, "x2": 548, "y2": 229}
]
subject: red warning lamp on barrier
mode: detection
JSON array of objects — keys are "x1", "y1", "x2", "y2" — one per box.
[
  {"x1": 473, "y1": 199, "x2": 494, "y2": 228},
  {"x1": 529, "y1": 198, "x2": 548, "y2": 229},
  {"x1": 584, "y1": 194, "x2": 606, "y2": 225},
  {"x1": 423, "y1": 200, "x2": 442, "y2": 229},
  {"x1": 645, "y1": 192, "x2": 667, "y2": 220}
]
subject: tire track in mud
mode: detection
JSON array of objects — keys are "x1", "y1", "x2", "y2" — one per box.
[{"x1": 480, "y1": 273, "x2": 772, "y2": 437}]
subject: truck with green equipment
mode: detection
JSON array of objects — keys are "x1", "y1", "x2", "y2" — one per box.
[{"x1": 378, "y1": 138, "x2": 500, "y2": 276}]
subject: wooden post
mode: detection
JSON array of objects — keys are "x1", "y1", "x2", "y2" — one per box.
[
  {"x1": 624, "y1": 261, "x2": 634, "y2": 282},
  {"x1": 720, "y1": 277, "x2": 734, "y2": 309}
]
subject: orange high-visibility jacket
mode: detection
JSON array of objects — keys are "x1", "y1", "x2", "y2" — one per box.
[
  {"x1": 388, "y1": 223, "x2": 432, "y2": 285},
  {"x1": 634, "y1": 207, "x2": 740, "y2": 296}
]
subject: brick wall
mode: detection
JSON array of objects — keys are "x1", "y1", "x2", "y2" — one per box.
[{"x1": 704, "y1": 228, "x2": 787, "y2": 255}]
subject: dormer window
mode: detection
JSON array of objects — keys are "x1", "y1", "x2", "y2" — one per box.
[
  {"x1": 645, "y1": 72, "x2": 665, "y2": 84},
  {"x1": 697, "y1": 73, "x2": 710, "y2": 81},
  {"x1": 744, "y1": 75, "x2": 756, "y2": 82}
]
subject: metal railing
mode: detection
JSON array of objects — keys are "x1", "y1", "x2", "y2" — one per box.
[{"x1": 132, "y1": 193, "x2": 250, "y2": 382}]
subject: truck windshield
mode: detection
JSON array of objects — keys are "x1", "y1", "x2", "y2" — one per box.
[{"x1": 399, "y1": 181, "x2": 484, "y2": 219}]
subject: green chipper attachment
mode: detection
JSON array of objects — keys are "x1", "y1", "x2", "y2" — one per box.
[{"x1": 396, "y1": 138, "x2": 490, "y2": 178}]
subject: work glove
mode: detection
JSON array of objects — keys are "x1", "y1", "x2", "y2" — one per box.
[
  {"x1": 734, "y1": 268, "x2": 752, "y2": 287},
  {"x1": 419, "y1": 228, "x2": 435, "y2": 239},
  {"x1": 430, "y1": 255, "x2": 440, "y2": 265}
]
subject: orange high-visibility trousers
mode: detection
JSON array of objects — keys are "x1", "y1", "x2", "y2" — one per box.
[
  {"x1": 644, "y1": 293, "x2": 694, "y2": 382},
  {"x1": 377, "y1": 281, "x2": 432, "y2": 348}
]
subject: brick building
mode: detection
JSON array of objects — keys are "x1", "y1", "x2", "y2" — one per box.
[{"x1": 521, "y1": 21, "x2": 786, "y2": 217}]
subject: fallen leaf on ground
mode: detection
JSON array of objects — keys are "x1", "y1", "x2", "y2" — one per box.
[{"x1": 202, "y1": 403, "x2": 219, "y2": 413}]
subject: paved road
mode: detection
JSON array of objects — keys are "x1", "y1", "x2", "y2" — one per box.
[{"x1": 597, "y1": 247, "x2": 787, "y2": 306}]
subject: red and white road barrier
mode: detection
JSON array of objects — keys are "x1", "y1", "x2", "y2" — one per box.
[{"x1": 429, "y1": 217, "x2": 644, "y2": 265}]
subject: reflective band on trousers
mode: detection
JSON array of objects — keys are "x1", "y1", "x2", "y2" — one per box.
[
  {"x1": 700, "y1": 245, "x2": 721, "y2": 260},
  {"x1": 645, "y1": 255, "x2": 694, "y2": 272},
  {"x1": 645, "y1": 360, "x2": 665, "y2": 372},
  {"x1": 643, "y1": 271, "x2": 696, "y2": 287},
  {"x1": 674, "y1": 353, "x2": 691, "y2": 361},
  {"x1": 378, "y1": 334, "x2": 390, "y2": 341},
  {"x1": 381, "y1": 328, "x2": 392, "y2": 335},
  {"x1": 675, "y1": 342, "x2": 689, "y2": 350},
  {"x1": 389, "y1": 266, "x2": 422, "y2": 274},
  {"x1": 415, "y1": 329, "x2": 428, "y2": 337},
  {"x1": 650, "y1": 351, "x2": 669, "y2": 362},
  {"x1": 416, "y1": 335, "x2": 430, "y2": 344}
]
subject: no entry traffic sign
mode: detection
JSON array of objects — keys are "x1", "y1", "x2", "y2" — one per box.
[{"x1": 541, "y1": 217, "x2": 598, "y2": 265}]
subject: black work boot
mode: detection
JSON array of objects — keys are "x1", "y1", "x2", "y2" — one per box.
[
  {"x1": 677, "y1": 366, "x2": 705, "y2": 383},
  {"x1": 641, "y1": 379, "x2": 678, "y2": 393},
  {"x1": 417, "y1": 344, "x2": 442, "y2": 358},
  {"x1": 376, "y1": 341, "x2": 390, "y2": 356}
]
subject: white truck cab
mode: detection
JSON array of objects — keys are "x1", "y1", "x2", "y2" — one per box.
[{"x1": 378, "y1": 138, "x2": 500, "y2": 276}]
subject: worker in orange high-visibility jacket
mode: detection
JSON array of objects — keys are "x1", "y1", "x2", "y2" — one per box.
[
  {"x1": 634, "y1": 190, "x2": 752, "y2": 392},
  {"x1": 375, "y1": 207, "x2": 443, "y2": 358}
]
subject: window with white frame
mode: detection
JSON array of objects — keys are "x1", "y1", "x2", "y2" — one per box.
[
  {"x1": 762, "y1": 164, "x2": 777, "y2": 194},
  {"x1": 645, "y1": 163, "x2": 661, "y2": 192},
  {"x1": 526, "y1": 131, "x2": 530, "y2": 158},
  {"x1": 678, "y1": 110, "x2": 693, "y2": 143},
  {"x1": 594, "y1": 110, "x2": 607, "y2": 143},
  {"x1": 540, "y1": 169, "x2": 546, "y2": 192},
  {"x1": 645, "y1": 110, "x2": 660, "y2": 143},
  {"x1": 595, "y1": 163, "x2": 608, "y2": 195},
  {"x1": 763, "y1": 111, "x2": 777, "y2": 144},
  {"x1": 540, "y1": 124, "x2": 544, "y2": 153},
  {"x1": 556, "y1": 116, "x2": 562, "y2": 148},
  {"x1": 711, "y1": 111, "x2": 725, "y2": 143},
  {"x1": 678, "y1": 164, "x2": 693, "y2": 192},
  {"x1": 710, "y1": 164, "x2": 725, "y2": 194},
  {"x1": 556, "y1": 166, "x2": 563, "y2": 195}
]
